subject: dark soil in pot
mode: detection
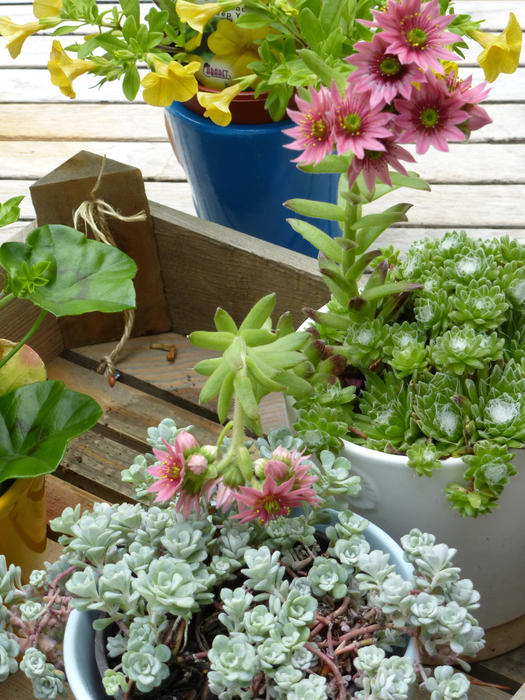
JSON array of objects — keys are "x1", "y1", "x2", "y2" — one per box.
[{"x1": 95, "y1": 607, "x2": 221, "y2": 700}]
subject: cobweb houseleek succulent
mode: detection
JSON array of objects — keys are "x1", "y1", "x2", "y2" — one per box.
[{"x1": 292, "y1": 232, "x2": 525, "y2": 516}]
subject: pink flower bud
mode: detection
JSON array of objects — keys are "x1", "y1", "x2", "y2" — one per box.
[
  {"x1": 175, "y1": 429, "x2": 199, "y2": 453},
  {"x1": 265, "y1": 459, "x2": 289, "y2": 481},
  {"x1": 187, "y1": 453, "x2": 208, "y2": 475},
  {"x1": 272, "y1": 445, "x2": 291, "y2": 462}
]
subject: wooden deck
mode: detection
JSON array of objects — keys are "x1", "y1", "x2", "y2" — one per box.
[
  {"x1": 2, "y1": 1, "x2": 525, "y2": 247},
  {"x1": 1, "y1": 0, "x2": 524, "y2": 697}
]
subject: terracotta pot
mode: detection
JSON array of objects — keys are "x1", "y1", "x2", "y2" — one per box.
[
  {"x1": 184, "y1": 87, "x2": 275, "y2": 124},
  {"x1": 0, "y1": 476, "x2": 47, "y2": 580}
]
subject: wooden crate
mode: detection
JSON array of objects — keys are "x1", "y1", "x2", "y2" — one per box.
[{"x1": 1, "y1": 154, "x2": 523, "y2": 699}]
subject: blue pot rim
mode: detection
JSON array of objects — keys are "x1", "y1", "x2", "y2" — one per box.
[{"x1": 165, "y1": 100, "x2": 294, "y2": 135}]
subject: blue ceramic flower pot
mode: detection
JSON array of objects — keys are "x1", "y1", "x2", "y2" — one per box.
[{"x1": 165, "y1": 101, "x2": 339, "y2": 257}]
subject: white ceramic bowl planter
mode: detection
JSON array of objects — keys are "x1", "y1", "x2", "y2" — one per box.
[{"x1": 63, "y1": 519, "x2": 415, "y2": 700}]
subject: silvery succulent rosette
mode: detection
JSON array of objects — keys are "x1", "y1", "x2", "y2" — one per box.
[{"x1": 0, "y1": 419, "x2": 483, "y2": 700}]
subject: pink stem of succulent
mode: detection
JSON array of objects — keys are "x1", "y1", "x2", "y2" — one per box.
[{"x1": 305, "y1": 642, "x2": 347, "y2": 700}]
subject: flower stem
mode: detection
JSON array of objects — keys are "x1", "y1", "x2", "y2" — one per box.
[
  {"x1": 0, "y1": 309, "x2": 47, "y2": 369},
  {"x1": 305, "y1": 642, "x2": 347, "y2": 700},
  {"x1": 0, "y1": 292, "x2": 14, "y2": 310}
]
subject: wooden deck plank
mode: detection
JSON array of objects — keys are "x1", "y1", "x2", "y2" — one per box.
[
  {"x1": 3, "y1": 65, "x2": 523, "y2": 103},
  {"x1": 7, "y1": 179, "x2": 525, "y2": 229},
  {"x1": 1, "y1": 0, "x2": 520, "y2": 31},
  {"x1": 0, "y1": 103, "x2": 166, "y2": 140},
  {"x1": 1, "y1": 102, "x2": 523, "y2": 143},
  {"x1": 3, "y1": 33, "x2": 524, "y2": 69},
  {"x1": 0, "y1": 140, "x2": 182, "y2": 180},
  {"x1": 4, "y1": 140, "x2": 525, "y2": 184}
]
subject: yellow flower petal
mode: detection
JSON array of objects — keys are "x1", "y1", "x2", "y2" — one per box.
[
  {"x1": 48, "y1": 40, "x2": 96, "y2": 98},
  {"x1": 470, "y1": 13, "x2": 522, "y2": 83},
  {"x1": 206, "y1": 19, "x2": 267, "y2": 80},
  {"x1": 176, "y1": 0, "x2": 223, "y2": 34},
  {"x1": 197, "y1": 82, "x2": 245, "y2": 126},
  {"x1": 184, "y1": 31, "x2": 203, "y2": 52},
  {"x1": 142, "y1": 59, "x2": 199, "y2": 107},
  {"x1": 0, "y1": 17, "x2": 41, "y2": 58},
  {"x1": 33, "y1": 0, "x2": 62, "y2": 19}
]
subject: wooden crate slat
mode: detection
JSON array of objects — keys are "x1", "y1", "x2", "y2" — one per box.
[
  {"x1": 0, "y1": 298, "x2": 64, "y2": 363},
  {"x1": 46, "y1": 473, "x2": 105, "y2": 523},
  {"x1": 30, "y1": 150, "x2": 173, "y2": 348},
  {"x1": 479, "y1": 645, "x2": 525, "y2": 686},
  {"x1": 149, "y1": 202, "x2": 327, "y2": 334},
  {"x1": 46, "y1": 355, "x2": 223, "y2": 446},
  {"x1": 59, "y1": 430, "x2": 138, "y2": 501}
]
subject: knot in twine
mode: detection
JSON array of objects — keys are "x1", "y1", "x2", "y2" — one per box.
[{"x1": 72, "y1": 156, "x2": 146, "y2": 385}]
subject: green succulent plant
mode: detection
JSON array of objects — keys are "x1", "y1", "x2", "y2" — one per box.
[{"x1": 293, "y1": 231, "x2": 525, "y2": 516}]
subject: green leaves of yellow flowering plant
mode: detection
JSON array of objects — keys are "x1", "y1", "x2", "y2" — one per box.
[{"x1": 292, "y1": 231, "x2": 525, "y2": 517}]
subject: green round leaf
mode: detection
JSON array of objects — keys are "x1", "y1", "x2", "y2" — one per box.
[
  {"x1": 0, "y1": 224, "x2": 137, "y2": 316},
  {"x1": 0, "y1": 380, "x2": 103, "y2": 483}
]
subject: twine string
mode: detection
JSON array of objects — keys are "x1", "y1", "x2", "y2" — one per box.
[{"x1": 72, "y1": 156, "x2": 146, "y2": 383}]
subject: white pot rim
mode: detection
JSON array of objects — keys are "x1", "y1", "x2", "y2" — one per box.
[{"x1": 342, "y1": 437, "x2": 466, "y2": 470}]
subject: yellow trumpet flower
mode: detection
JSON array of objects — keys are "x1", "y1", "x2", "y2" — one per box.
[
  {"x1": 0, "y1": 17, "x2": 41, "y2": 58},
  {"x1": 176, "y1": 0, "x2": 223, "y2": 34},
  {"x1": 33, "y1": 0, "x2": 62, "y2": 19},
  {"x1": 470, "y1": 12, "x2": 522, "y2": 83},
  {"x1": 48, "y1": 40, "x2": 96, "y2": 99},
  {"x1": 142, "y1": 59, "x2": 200, "y2": 107},
  {"x1": 197, "y1": 82, "x2": 245, "y2": 126},
  {"x1": 208, "y1": 20, "x2": 268, "y2": 79}
]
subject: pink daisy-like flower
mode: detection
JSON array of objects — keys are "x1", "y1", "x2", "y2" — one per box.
[
  {"x1": 347, "y1": 35, "x2": 423, "y2": 107},
  {"x1": 362, "y1": 0, "x2": 459, "y2": 72},
  {"x1": 446, "y1": 73, "x2": 492, "y2": 134},
  {"x1": 347, "y1": 138, "x2": 416, "y2": 192},
  {"x1": 233, "y1": 474, "x2": 317, "y2": 524},
  {"x1": 147, "y1": 430, "x2": 197, "y2": 502},
  {"x1": 394, "y1": 72, "x2": 468, "y2": 153},
  {"x1": 331, "y1": 84, "x2": 392, "y2": 159},
  {"x1": 283, "y1": 85, "x2": 334, "y2": 165}
]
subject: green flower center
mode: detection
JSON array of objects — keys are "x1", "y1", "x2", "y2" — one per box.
[
  {"x1": 264, "y1": 497, "x2": 281, "y2": 514},
  {"x1": 310, "y1": 118, "x2": 327, "y2": 140},
  {"x1": 343, "y1": 112, "x2": 362, "y2": 134},
  {"x1": 161, "y1": 457, "x2": 180, "y2": 481},
  {"x1": 420, "y1": 107, "x2": 439, "y2": 128},
  {"x1": 380, "y1": 54, "x2": 402, "y2": 76},
  {"x1": 365, "y1": 149, "x2": 383, "y2": 161},
  {"x1": 407, "y1": 27, "x2": 428, "y2": 48}
]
